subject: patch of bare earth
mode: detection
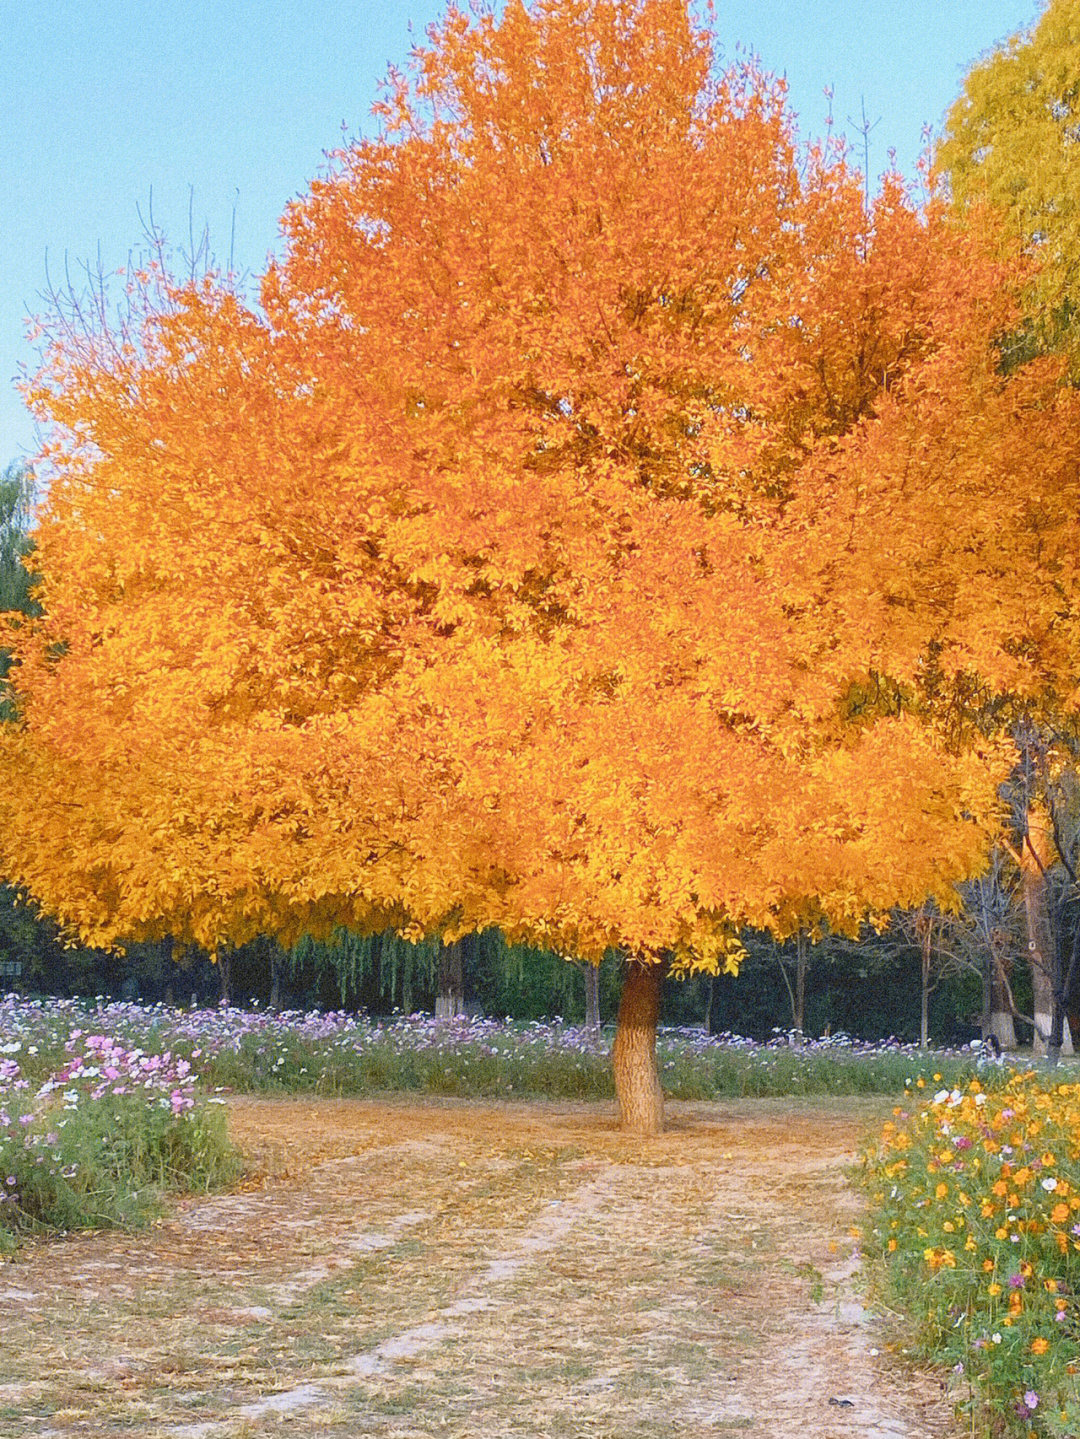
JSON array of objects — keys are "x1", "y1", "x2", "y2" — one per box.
[{"x1": 0, "y1": 1094, "x2": 956, "y2": 1438}]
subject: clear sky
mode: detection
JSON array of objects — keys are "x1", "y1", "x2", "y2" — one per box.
[{"x1": 2, "y1": 0, "x2": 1041, "y2": 464}]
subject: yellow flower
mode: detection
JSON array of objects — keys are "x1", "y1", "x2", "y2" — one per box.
[
  {"x1": 935, "y1": 1182, "x2": 948, "y2": 1199},
  {"x1": 923, "y1": 1247, "x2": 956, "y2": 1271},
  {"x1": 987, "y1": 1283, "x2": 1002, "y2": 1296},
  {"x1": 887, "y1": 1239, "x2": 897, "y2": 1252},
  {"x1": 1052, "y1": 1203, "x2": 1070, "y2": 1224}
]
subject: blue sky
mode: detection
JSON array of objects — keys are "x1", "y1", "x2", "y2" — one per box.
[{"x1": 3, "y1": 0, "x2": 1040, "y2": 463}]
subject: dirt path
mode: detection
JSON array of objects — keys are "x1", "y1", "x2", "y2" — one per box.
[{"x1": 0, "y1": 1094, "x2": 955, "y2": 1439}]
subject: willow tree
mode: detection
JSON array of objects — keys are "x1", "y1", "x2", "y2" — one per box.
[{"x1": 6, "y1": 0, "x2": 1080, "y2": 1131}]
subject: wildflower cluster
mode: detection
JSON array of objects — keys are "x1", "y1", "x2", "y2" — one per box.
[
  {"x1": 862, "y1": 1070, "x2": 1080, "y2": 1435},
  {"x1": 0, "y1": 1023, "x2": 233, "y2": 1249}
]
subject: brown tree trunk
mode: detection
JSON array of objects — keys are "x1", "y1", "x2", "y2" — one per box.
[
  {"x1": 988, "y1": 944, "x2": 1016, "y2": 1050},
  {"x1": 612, "y1": 961, "x2": 664, "y2": 1135},
  {"x1": 435, "y1": 940, "x2": 464, "y2": 1019},
  {"x1": 1022, "y1": 805, "x2": 1072, "y2": 1057},
  {"x1": 584, "y1": 963, "x2": 601, "y2": 1031}
]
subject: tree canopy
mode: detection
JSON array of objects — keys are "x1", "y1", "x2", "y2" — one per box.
[{"x1": 5, "y1": 0, "x2": 1080, "y2": 1127}]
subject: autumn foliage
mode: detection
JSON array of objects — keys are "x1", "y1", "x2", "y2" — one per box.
[{"x1": 6, "y1": 0, "x2": 1080, "y2": 1128}]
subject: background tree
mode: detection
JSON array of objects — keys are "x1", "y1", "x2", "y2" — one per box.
[
  {"x1": 938, "y1": 0, "x2": 1080, "y2": 370},
  {"x1": 0, "y1": 461, "x2": 35, "y2": 618},
  {"x1": 937, "y1": 3, "x2": 1080, "y2": 1061}
]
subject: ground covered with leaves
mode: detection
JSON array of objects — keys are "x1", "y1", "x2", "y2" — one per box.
[{"x1": 0, "y1": 1094, "x2": 955, "y2": 1438}]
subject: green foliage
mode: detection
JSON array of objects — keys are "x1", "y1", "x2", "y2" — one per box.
[
  {"x1": 938, "y1": 0, "x2": 1080, "y2": 372},
  {"x1": 0, "y1": 459, "x2": 34, "y2": 617}
]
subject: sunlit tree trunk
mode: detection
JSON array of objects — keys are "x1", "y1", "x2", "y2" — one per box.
[
  {"x1": 435, "y1": 939, "x2": 464, "y2": 1019},
  {"x1": 612, "y1": 961, "x2": 664, "y2": 1134}
]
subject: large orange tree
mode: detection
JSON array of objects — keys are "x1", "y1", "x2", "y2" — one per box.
[{"x1": 6, "y1": 0, "x2": 1080, "y2": 1129}]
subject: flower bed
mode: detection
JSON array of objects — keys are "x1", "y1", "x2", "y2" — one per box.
[
  {"x1": 0, "y1": 1023, "x2": 238, "y2": 1249},
  {"x1": 1, "y1": 995, "x2": 987, "y2": 1103},
  {"x1": 861, "y1": 1070, "x2": 1080, "y2": 1436}
]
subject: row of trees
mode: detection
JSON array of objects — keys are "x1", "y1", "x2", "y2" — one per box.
[{"x1": 3, "y1": 0, "x2": 1080, "y2": 1129}]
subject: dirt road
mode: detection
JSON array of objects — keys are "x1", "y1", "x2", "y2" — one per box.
[{"x1": 0, "y1": 1094, "x2": 955, "y2": 1438}]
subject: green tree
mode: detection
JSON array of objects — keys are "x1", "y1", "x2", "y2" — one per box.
[
  {"x1": 0, "y1": 460, "x2": 35, "y2": 620},
  {"x1": 938, "y1": 0, "x2": 1080, "y2": 369}
]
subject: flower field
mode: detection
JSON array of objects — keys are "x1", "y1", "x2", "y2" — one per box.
[
  {"x1": 0, "y1": 995, "x2": 987, "y2": 1104},
  {"x1": 862, "y1": 1071, "x2": 1080, "y2": 1435}
]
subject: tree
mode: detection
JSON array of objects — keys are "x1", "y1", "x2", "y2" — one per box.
[
  {"x1": 6, "y1": 0, "x2": 1080, "y2": 1130},
  {"x1": 938, "y1": 3, "x2": 1080, "y2": 1062},
  {"x1": 0, "y1": 462, "x2": 35, "y2": 618},
  {"x1": 938, "y1": 0, "x2": 1080, "y2": 370}
]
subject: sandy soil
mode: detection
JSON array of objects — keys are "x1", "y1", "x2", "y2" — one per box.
[{"x1": 0, "y1": 1094, "x2": 957, "y2": 1438}]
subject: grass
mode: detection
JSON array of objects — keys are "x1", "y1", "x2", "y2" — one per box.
[{"x1": 860, "y1": 1068, "x2": 1080, "y2": 1436}]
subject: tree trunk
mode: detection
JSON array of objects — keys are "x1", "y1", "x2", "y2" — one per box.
[
  {"x1": 915, "y1": 908, "x2": 932, "y2": 1050},
  {"x1": 435, "y1": 940, "x2": 464, "y2": 1019},
  {"x1": 161, "y1": 936, "x2": 175, "y2": 1007},
  {"x1": 612, "y1": 961, "x2": 664, "y2": 1135},
  {"x1": 217, "y1": 951, "x2": 231, "y2": 1008},
  {"x1": 1022, "y1": 805, "x2": 1072, "y2": 1057},
  {"x1": 269, "y1": 947, "x2": 283, "y2": 1011},
  {"x1": 987, "y1": 944, "x2": 1016, "y2": 1050},
  {"x1": 920, "y1": 928, "x2": 931, "y2": 1050},
  {"x1": 584, "y1": 963, "x2": 600, "y2": 1031},
  {"x1": 795, "y1": 929, "x2": 807, "y2": 1042}
]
